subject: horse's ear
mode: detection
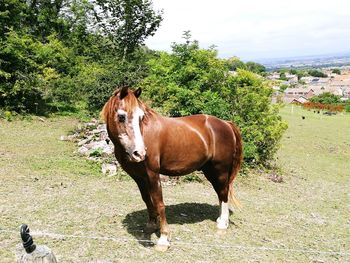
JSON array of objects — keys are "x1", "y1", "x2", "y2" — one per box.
[
  {"x1": 134, "y1": 88, "x2": 142, "y2": 98},
  {"x1": 119, "y1": 86, "x2": 129, "y2": 100}
]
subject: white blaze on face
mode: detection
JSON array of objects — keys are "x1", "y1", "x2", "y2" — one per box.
[
  {"x1": 131, "y1": 107, "x2": 145, "y2": 152},
  {"x1": 117, "y1": 107, "x2": 146, "y2": 161}
]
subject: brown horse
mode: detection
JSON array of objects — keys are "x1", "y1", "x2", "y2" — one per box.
[{"x1": 102, "y1": 86, "x2": 243, "y2": 251}]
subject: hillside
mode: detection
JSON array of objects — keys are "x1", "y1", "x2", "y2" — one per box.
[{"x1": 0, "y1": 107, "x2": 349, "y2": 262}]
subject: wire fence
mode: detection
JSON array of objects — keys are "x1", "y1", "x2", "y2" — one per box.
[{"x1": 1, "y1": 228, "x2": 350, "y2": 257}]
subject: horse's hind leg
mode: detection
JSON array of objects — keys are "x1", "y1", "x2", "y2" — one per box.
[{"x1": 202, "y1": 163, "x2": 230, "y2": 230}]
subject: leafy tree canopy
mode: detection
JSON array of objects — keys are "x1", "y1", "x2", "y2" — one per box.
[
  {"x1": 142, "y1": 34, "x2": 287, "y2": 164},
  {"x1": 310, "y1": 92, "x2": 342, "y2": 105}
]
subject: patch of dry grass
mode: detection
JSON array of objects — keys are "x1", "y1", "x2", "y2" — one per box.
[{"x1": 0, "y1": 108, "x2": 349, "y2": 262}]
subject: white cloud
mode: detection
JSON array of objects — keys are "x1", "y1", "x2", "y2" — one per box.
[{"x1": 145, "y1": 0, "x2": 350, "y2": 60}]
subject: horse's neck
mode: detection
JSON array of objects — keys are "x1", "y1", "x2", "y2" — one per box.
[{"x1": 141, "y1": 109, "x2": 165, "y2": 132}]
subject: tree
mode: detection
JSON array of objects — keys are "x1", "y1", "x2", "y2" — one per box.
[
  {"x1": 245, "y1": 61, "x2": 266, "y2": 75},
  {"x1": 226, "y1": 56, "x2": 246, "y2": 71},
  {"x1": 24, "y1": 0, "x2": 71, "y2": 41},
  {"x1": 310, "y1": 92, "x2": 341, "y2": 104},
  {"x1": 93, "y1": 0, "x2": 163, "y2": 59},
  {"x1": 279, "y1": 72, "x2": 287, "y2": 80},
  {"x1": 0, "y1": 0, "x2": 162, "y2": 113},
  {"x1": 308, "y1": 69, "x2": 327, "y2": 78},
  {"x1": 228, "y1": 70, "x2": 287, "y2": 163},
  {"x1": 332, "y1": 68, "x2": 341, "y2": 75},
  {"x1": 0, "y1": 0, "x2": 27, "y2": 38},
  {"x1": 142, "y1": 36, "x2": 287, "y2": 165}
]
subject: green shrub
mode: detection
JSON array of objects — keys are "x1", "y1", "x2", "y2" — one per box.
[
  {"x1": 308, "y1": 69, "x2": 328, "y2": 78},
  {"x1": 229, "y1": 70, "x2": 288, "y2": 163},
  {"x1": 83, "y1": 57, "x2": 150, "y2": 112},
  {"x1": 142, "y1": 38, "x2": 287, "y2": 165},
  {"x1": 310, "y1": 92, "x2": 342, "y2": 104},
  {"x1": 344, "y1": 103, "x2": 350, "y2": 112}
]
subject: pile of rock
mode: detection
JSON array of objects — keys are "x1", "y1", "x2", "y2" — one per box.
[
  {"x1": 61, "y1": 119, "x2": 176, "y2": 183},
  {"x1": 60, "y1": 119, "x2": 118, "y2": 176}
]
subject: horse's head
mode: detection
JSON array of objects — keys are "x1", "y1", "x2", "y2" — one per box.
[{"x1": 102, "y1": 86, "x2": 146, "y2": 162}]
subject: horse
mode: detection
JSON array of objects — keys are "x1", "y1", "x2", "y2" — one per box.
[{"x1": 101, "y1": 86, "x2": 243, "y2": 251}]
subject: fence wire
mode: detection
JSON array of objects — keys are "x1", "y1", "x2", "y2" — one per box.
[{"x1": 1, "y1": 228, "x2": 350, "y2": 257}]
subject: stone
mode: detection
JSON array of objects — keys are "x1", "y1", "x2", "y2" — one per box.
[
  {"x1": 17, "y1": 224, "x2": 57, "y2": 263},
  {"x1": 78, "y1": 146, "x2": 89, "y2": 155},
  {"x1": 102, "y1": 163, "x2": 118, "y2": 176},
  {"x1": 59, "y1": 135, "x2": 67, "y2": 141},
  {"x1": 77, "y1": 138, "x2": 89, "y2": 146},
  {"x1": 17, "y1": 245, "x2": 57, "y2": 263}
]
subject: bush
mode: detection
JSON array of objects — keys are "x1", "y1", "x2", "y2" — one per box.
[
  {"x1": 308, "y1": 69, "x2": 328, "y2": 78},
  {"x1": 345, "y1": 104, "x2": 350, "y2": 112},
  {"x1": 0, "y1": 32, "x2": 80, "y2": 113},
  {"x1": 83, "y1": 55, "x2": 150, "y2": 112},
  {"x1": 142, "y1": 38, "x2": 287, "y2": 165},
  {"x1": 310, "y1": 92, "x2": 342, "y2": 104},
  {"x1": 228, "y1": 70, "x2": 288, "y2": 163}
]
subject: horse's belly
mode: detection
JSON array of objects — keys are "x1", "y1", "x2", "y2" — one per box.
[{"x1": 159, "y1": 154, "x2": 208, "y2": 176}]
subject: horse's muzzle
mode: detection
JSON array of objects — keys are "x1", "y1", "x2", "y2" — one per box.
[{"x1": 129, "y1": 149, "x2": 146, "y2": 162}]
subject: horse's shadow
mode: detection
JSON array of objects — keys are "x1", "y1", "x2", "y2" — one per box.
[{"x1": 122, "y1": 202, "x2": 219, "y2": 247}]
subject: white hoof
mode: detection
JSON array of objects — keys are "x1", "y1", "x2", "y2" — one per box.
[
  {"x1": 216, "y1": 217, "x2": 229, "y2": 230},
  {"x1": 155, "y1": 234, "x2": 170, "y2": 251}
]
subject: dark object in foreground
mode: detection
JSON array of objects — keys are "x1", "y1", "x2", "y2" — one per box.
[
  {"x1": 21, "y1": 224, "x2": 36, "y2": 253},
  {"x1": 17, "y1": 224, "x2": 57, "y2": 263}
]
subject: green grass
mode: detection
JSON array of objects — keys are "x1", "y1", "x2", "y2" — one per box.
[{"x1": 0, "y1": 107, "x2": 349, "y2": 262}]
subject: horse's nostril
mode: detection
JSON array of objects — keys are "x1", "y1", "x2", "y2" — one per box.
[{"x1": 133, "y1": 151, "x2": 140, "y2": 157}]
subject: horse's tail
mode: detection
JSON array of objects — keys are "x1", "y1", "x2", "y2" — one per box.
[{"x1": 226, "y1": 121, "x2": 243, "y2": 210}]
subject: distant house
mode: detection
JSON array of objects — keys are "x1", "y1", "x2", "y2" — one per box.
[
  {"x1": 308, "y1": 85, "x2": 342, "y2": 96},
  {"x1": 300, "y1": 77, "x2": 314, "y2": 84},
  {"x1": 267, "y1": 72, "x2": 280, "y2": 80},
  {"x1": 291, "y1": 96, "x2": 309, "y2": 104},
  {"x1": 342, "y1": 87, "x2": 350, "y2": 99},
  {"x1": 284, "y1": 87, "x2": 314, "y2": 99},
  {"x1": 330, "y1": 80, "x2": 350, "y2": 88},
  {"x1": 333, "y1": 74, "x2": 350, "y2": 82}
]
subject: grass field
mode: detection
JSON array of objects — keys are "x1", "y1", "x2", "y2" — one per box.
[{"x1": 0, "y1": 106, "x2": 349, "y2": 262}]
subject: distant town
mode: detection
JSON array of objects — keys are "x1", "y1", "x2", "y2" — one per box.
[
  {"x1": 265, "y1": 67, "x2": 350, "y2": 105},
  {"x1": 259, "y1": 53, "x2": 350, "y2": 70}
]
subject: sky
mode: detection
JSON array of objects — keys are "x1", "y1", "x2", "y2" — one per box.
[{"x1": 144, "y1": 0, "x2": 350, "y2": 61}]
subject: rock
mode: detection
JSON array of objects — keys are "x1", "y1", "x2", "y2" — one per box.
[
  {"x1": 17, "y1": 224, "x2": 57, "y2": 263},
  {"x1": 91, "y1": 129, "x2": 102, "y2": 134},
  {"x1": 159, "y1": 175, "x2": 169, "y2": 182},
  {"x1": 77, "y1": 138, "x2": 89, "y2": 146},
  {"x1": 67, "y1": 134, "x2": 77, "y2": 141},
  {"x1": 102, "y1": 163, "x2": 118, "y2": 176},
  {"x1": 59, "y1": 135, "x2": 67, "y2": 141},
  {"x1": 17, "y1": 245, "x2": 57, "y2": 263},
  {"x1": 78, "y1": 146, "x2": 89, "y2": 155}
]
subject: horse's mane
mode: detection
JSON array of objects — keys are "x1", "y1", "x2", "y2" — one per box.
[
  {"x1": 138, "y1": 100, "x2": 156, "y2": 125},
  {"x1": 100, "y1": 87, "x2": 156, "y2": 124}
]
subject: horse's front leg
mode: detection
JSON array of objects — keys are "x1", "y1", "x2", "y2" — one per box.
[
  {"x1": 147, "y1": 170, "x2": 170, "y2": 251},
  {"x1": 134, "y1": 177, "x2": 159, "y2": 234}
]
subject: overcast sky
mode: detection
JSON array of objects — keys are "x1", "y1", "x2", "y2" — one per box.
[{"x1": 144, "y1": 0, "x2": 350, "y2": 61}]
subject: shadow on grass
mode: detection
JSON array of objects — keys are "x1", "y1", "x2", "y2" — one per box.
[{"x1": 122, "y1": 202, "x2": 219, "y2": 247}]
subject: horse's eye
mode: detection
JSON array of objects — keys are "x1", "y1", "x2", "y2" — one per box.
[{"x1": 118, "y1": 114, "x2": 126, "y2": 123}]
